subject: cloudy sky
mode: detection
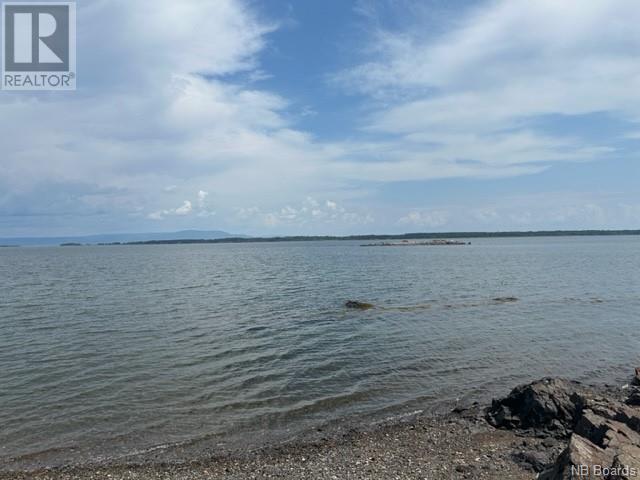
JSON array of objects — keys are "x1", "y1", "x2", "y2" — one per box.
[{"x1": 2, "y1": 0, "x2": 640, "y2": 237}]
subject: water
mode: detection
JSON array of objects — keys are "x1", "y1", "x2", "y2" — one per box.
[{"x1": 1, "y1": 236, "x2": 639, "y2": 469}]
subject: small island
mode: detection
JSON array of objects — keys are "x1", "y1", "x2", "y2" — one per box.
[{"x1": 361, "y1": 239, "x2": 469, "y2": 247}]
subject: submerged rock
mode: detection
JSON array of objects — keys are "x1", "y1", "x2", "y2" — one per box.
[
  {"x1": 345, "y1": 300, "x2": 374, "y2": 310},
  {"x1": 493, "y1": 296, "x2": 519, "y2": 303}
]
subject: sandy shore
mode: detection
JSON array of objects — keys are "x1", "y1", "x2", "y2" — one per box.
[{"x1": 0, "y1": 407, "x2": 539, "y2": 480}]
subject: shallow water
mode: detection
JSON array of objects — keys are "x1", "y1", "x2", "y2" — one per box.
[{"x1": 1, "y1": 236, "x2": 639, "y2": 468}]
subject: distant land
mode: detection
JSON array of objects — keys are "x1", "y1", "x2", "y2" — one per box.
[
  {"x1": 0, "y1": 229, "x2": 638, "y2": 247},
  {"x1": 107, "y1": 229, "x2": 640, "y2": 246},
  {"x1": 0, "y1": 230, "x2": 241, "y2": 247}
]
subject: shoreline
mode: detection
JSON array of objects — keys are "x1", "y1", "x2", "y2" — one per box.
[
  {"x1": 0, "y1": 407, "x2": 534, "y2": 480},
  {"x1": 2, "y1": 230, "x2": 637, "y2": 248},
  {"x1": 2, "y1": 374, "x2": 637, "y2": 480}
]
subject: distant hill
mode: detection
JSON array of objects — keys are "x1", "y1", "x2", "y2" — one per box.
[{"x1": 0, "y1": 230, "x2": 243, "y2": 246}]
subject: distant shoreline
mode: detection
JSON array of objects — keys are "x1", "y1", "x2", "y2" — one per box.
[
  {"x1": 98, "y1": 229, "x2": 640, "y2": 246},
  {"x1": 1, "y1": 230, "x2": 638, "y2": 247}
]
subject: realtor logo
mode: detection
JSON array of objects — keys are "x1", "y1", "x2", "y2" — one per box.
[{"x1": 2, "y1": 1, "x2": 76, "y2": 90}]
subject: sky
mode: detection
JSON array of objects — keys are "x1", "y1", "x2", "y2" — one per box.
[{"x1": 1, "y1": 0, "x2": 640, "y2": 237}]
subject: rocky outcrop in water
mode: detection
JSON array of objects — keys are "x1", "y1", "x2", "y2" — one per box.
[
  {"x1": 487, "y1": 372, "x2": 640, "y2": 479},
  {"x1": 493, "y1": 297, "x2": 519, "y2": 303},
  {"x1": 360, "y1": 239, "x2": 468, "y2": 247},
  {"x1": 345, "y1": 301, "x2": 374, "y2": 310}
]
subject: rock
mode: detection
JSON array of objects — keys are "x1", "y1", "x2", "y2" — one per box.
[
  {"x1": 345, "y1": 301, "x2": 374, "y2": 310},
  {"x1": 486, "y1": 378, "x2": 586, "y2": 437},
  {"x1": 612, "y1": 445, "x2": 640, "y2": 480},
  {"x1": 575, "y1": 407, "x2": 640, "y2": 449},
  {"x1": 513, "y1": 450, "x2": 553, "y2": 472},
  {"x1": 454, "y1": 463, "x2": 472, "y2": 473},
  {"x1": 539, "y1": 394, "x2": 640, "y2": 479},
  {"x1": 627, "y1": 388, "x2": 640, "y2": 406},
  {"x1": 590, "y1": 400, "x2": 640, "y2": 434},
  {"x1": 633, "y1": 368, "x2": 640, "y2": 386},
  {"x1": 493, "y1": 297, "x2": 519, "y2": 303},
  {"x1": 539, "y1": 434, "x2": 614, "y2": 479},
  {"x1": 487, "y1": 372, "x2": 640, "y2": 480}
]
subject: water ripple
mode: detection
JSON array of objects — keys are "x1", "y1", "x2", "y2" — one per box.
[{"x1": 1, "y1": 237, "x2": 639, "y2": 469}]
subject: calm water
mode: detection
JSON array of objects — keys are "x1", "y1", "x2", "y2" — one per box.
[{"x1": 1, "y1": 237, "x2": 639, "y2": 468}]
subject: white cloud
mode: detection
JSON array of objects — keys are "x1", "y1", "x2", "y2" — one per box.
[
  {"x1": 148, "y1": 189, "x2": 218, "y2": 220},
  {"x1": 394, "y1": 191, "x2": 640, "y2": 232},
  {"x1": 623, "y1": 131, "x2": 640, "y2": 140},
  {"x1": 2, "y1": 0, "x2": 639, "y2": 235},
  {"x1": 399, "y1": 210, "x2": 449, "y2": 228},
  {"x1": 332, "y1": 0, "x2": 640, "y2": 176},
  {"x1": 149, "y1": 200, "x2": 192, "y2": 220},
  {"x1": 197, "y1": 190, "x2": 209, "y2": 208},
  {"x1": 472, "y1": 208, "x2": 500, "y2": 224},
  {"x1": 175, "y1": 200, "x2": 193, "y2": 215},
  {"x1": 340, "y1": 1, "x2": 640, "y2": 105},
  {"x1": 234, "y1": 197, "x2": 374, "y2": 230},
  {"x1": 0, "y1": 0, "x2": 332, "y2": 230}
]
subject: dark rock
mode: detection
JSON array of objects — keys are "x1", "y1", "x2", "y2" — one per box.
[
  {"x1": 486, "y1": 378, "x2": 586, "y2": 437},
  {"x1": 345, "y1": 301, "x2": 374, "y2": 310},
  {"x1": 611, "y1": 446, "x2": 640, "y2": 480},
  {"x1": 454, "y1": 463, "x2": 474, "y2": 474},
  {"x1": 539, "y1": 387, "x2": 640, "y2": 479},
  {"x1": 487, "y1": 372, "x2": 640, "y2": 479},
  {"x1": 633, "y1": 368, "x2": 640, "y2": 386},
  {"x1": 513, "y1": 450, "x2": 553, "y2": 472},
  {"x1": 493, "y1": 297, "x2": 519, "y2": 303},
  {"x1": 627, "y1": 388, "x2": 640, "y2": 406},
  {"x1": 538, "y1": 434, "x2": 614, "y2": 480}
]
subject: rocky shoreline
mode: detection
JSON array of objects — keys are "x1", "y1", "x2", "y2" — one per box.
[
  {"x1": 487, "y1": 371, "x2": 640, "y2": 479},
  {"x1": 1, "y1": 371, "x2": 639, "y2": 479}
]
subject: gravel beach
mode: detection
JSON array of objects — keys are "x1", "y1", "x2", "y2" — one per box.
[
  {"x1": 4, "y1": 376, "x2": 637, "y2": 480},
  {"x1": 0, "y1": 408, "x2": 536, "y2": 480}
]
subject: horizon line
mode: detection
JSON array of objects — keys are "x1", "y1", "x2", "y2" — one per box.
[{"x1": 3, "y1": 228, "x2": 640, "y2": 247}]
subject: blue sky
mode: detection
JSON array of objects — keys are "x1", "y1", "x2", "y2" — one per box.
[{"x1": 1, "y1": 0, "x2": 640, "y2": 237}]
